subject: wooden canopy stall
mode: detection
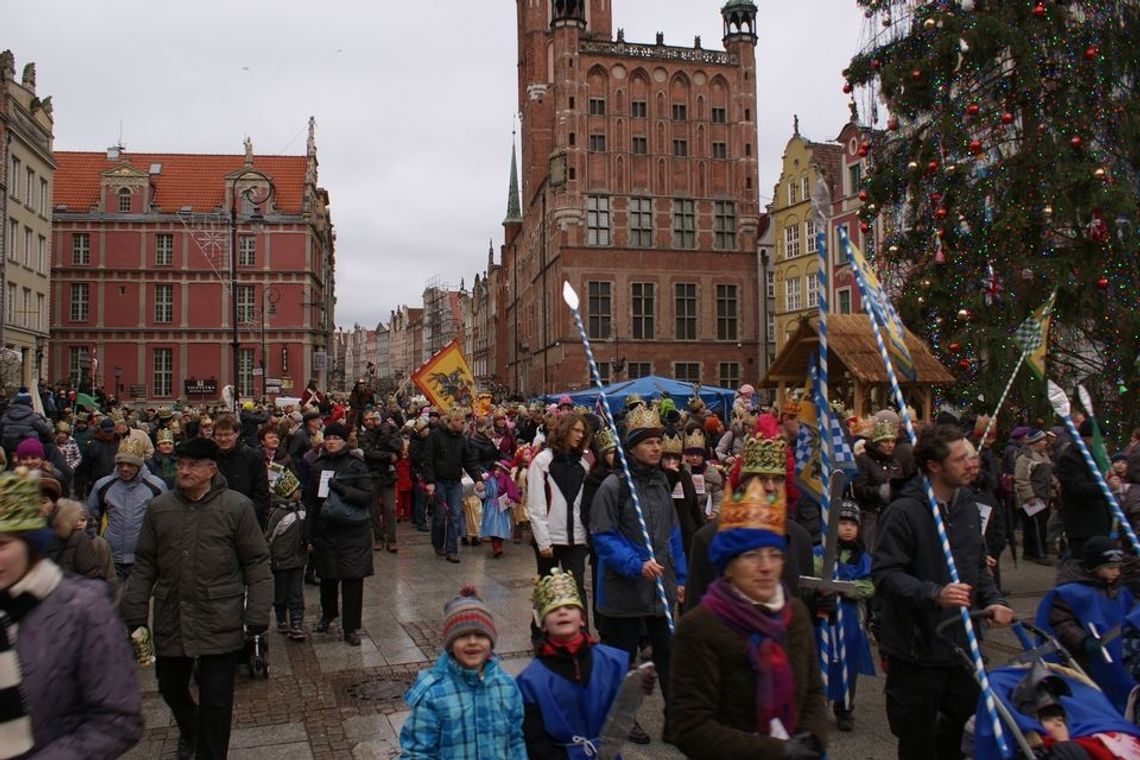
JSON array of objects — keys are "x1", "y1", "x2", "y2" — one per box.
[{"x1": 762, "y1": 314, "x2": 956, "y2": 422}]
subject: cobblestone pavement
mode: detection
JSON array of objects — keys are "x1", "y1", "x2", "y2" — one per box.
[{"x1": 122, "y1": 529, "x2": 1059, "y2": 759}]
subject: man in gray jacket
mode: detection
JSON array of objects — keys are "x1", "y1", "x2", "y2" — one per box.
[
  {"x1": 124, "y1": 437, "x2": 272, "y2": 760},
  {"x1": 88, "y1": 436, "x2": 167, "y2": 585}
]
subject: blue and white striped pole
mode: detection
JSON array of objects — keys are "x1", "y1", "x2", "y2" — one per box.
[
  {"x1": 1047, "y1": 381, "x2": 1140, "y2": 554},
  {"x1": 562, "y1": 282, "x2": 675, "y2": 634},
  {"x1": 841, "y1": 229, "x2": 1008, "y2": 756}
]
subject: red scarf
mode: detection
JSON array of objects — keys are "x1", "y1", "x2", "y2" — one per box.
[{"x1": 700, "y1": 577, "x2": 796, "y2": 734}]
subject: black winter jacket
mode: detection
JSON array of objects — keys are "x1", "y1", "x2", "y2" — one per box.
[
  {"x1": 360, "y1": 422, "x2": 403, "y2": 486},
  {"x1": 215, "y1": 442, "x2": 270, "y2": 527},
  {"x1": 421, "y1": 427, "x2": 481, "y2": 484},
  {"x1": 1057, "y1": 444, "x2": 1113, "y2": 546},
  {"x1": 304, "y1": 449, "x2": 374, "y2": 580},
  {"x1": 872, "y1": 478, "x2": 1006, "y2": 666}
]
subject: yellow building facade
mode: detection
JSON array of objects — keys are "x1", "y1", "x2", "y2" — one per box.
[
  {"x1": 1, "y1": 52, "x2": 54, "y2": 390},
  {"x1": 767, "y1": 125, "x2": 843, "y2": 353}
]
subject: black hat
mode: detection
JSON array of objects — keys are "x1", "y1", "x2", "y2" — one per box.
[
  {"x1": 324, "y1": 422, "x2": 349, "y2": 440},
  {"x1": 837, "y1": 499, "x2": 861, "y2": 525},
  {"x1": 175, "y1": 437, "x2": 219, "y2": 462},
  {"x1": 1078, "y1": 418, "x2": 1096, "y2": 437},
  {"x1": 302, "y1": 411, "x2": 321, "y2": 423},
  {"x1": 1081, "y1": 535, "x2": 1125, "y2": 570}
]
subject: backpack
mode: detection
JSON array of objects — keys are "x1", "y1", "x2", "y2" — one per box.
[{"x1": 266, "y1": 504, "x2": 307, "y2": 568}]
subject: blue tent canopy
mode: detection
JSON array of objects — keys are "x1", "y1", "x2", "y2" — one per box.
[{"x1": 541, "y1": 375, "x2": 735, "y2": 419}]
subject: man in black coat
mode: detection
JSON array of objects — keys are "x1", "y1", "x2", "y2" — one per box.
[
  {"x1": 360, "y1": 410, "x2": 403, "y2": 552},
  {"x1": 873, "y1": 424, "x2": 1013, "y2": 760},
  {"x1": 212, "y1": 414, "x2": 270, "y2": 527},
  {"x1": 1056, "y1": 418, "x2": 1114, "y2": 558},
  {"x1": 422, "y1": 409, "x2": 482, "y2": 563}
]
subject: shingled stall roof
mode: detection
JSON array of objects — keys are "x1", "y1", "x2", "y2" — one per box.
[
  {"x1": 763, "y1": 314, "x2": 955, "y2": 386},
  {"x1": 53, "y1": 152, "x2": 308, "y2": 214}
]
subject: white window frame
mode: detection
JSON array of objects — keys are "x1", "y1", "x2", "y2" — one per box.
[
  {"x1": 784, "y1": 223, "x2": 801, "y2": 259},
  {"x1": 785, "y1": 278, "x2": 802, "y2": 311}
]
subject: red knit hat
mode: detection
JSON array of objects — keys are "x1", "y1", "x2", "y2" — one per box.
[{"x1": 441, "y1": 585, "x2": 497, "y2": 649}]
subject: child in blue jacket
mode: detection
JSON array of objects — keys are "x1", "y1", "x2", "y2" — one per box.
[{"x1": 400, "y1": 585, "x2": 527, "y2": 759}]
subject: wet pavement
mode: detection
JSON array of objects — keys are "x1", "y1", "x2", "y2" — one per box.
[{"x1": 122, "y1": 528, "x2": 1061, "y2": 759}]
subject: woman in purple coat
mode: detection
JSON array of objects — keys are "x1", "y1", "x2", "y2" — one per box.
[{"x1": 0, "y1": 469, "x2": 143, "y2": 759}]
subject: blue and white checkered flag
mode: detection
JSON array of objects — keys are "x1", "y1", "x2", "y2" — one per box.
[{"x1": 829, "y1": 415, "x2": 858, "y2": 475}]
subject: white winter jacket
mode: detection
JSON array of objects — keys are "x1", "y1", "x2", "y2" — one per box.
[{"x1": 526, "y1": 448, "x2": 589, "y2": 550}]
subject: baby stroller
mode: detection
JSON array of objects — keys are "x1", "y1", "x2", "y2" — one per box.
[
  {"x1": 243, "y1": 625, "x2": 270, "y2": 679},
  {"x1": 936, "y1": 611, "x2": 1140, "y2": 759}
]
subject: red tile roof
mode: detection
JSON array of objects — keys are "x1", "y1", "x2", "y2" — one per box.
[{"x1": 53, "y1": 151, "x2": 309, "y2": 214}]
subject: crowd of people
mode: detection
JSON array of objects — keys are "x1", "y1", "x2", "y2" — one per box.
[{"x1": 2, "y1": 377, "x2": 1140, "y2": 759}]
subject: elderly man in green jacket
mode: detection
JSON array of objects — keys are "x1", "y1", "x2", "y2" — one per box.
[{"x1": 124, "y1": 436, "x2": 272, "y2": 760}]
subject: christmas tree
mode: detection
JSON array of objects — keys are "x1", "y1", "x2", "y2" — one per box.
[{"x1": 843, "y1": 0, "x2": 1140, "y2": 438}]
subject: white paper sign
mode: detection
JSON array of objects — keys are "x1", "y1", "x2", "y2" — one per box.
[
  {"x1": 692, "y1": 473, "x2": 706, "y2": 496},
  {"x1": 671, "y1": 481, "x2": 684, "y2": 499},
  {"x1": 1021, "y1": 498, "x2": 1047, "y2": 517},
  {"x1": 318, "y1": 470, "x2": 334, "y2": 499}
]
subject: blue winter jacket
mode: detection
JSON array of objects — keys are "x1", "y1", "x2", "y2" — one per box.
[{"x1": 400, "y1": 652, "x2": 527, "y2": 760}]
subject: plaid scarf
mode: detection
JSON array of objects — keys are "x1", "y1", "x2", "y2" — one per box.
[
  {"x1": 0, "y1": 559, "x2": 63, "y2": 759},
  {"x1": 700, "y1": 577, "x2": 796, "y2": 735}
]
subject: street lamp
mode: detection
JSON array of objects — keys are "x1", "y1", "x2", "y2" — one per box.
[
  {"x1": 33, "y1": 335, "x2": 45, "y2": 386},
  {"x1": 260, "y1": 286, "x2": 280, "y2": 402},
  {"x1": 228, "y1": 166, "x2": 275, "y2": 415}
]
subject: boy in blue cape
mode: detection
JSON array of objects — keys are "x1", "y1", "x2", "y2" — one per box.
[
  {"x1": 1035, "y1": 535, "x2": 1140, "y2": 712},
  {"x1": 516, "y1": 568, "x2": 651, "y2": 759}
]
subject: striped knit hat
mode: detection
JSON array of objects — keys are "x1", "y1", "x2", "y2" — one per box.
[{"x1": 441, "y1": 585, "x2": 497, "y2": 649}]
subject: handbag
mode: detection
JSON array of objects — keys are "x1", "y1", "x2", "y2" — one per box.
[{"x1": 320, "y1": 483, "x2": 370, "y2": 525}]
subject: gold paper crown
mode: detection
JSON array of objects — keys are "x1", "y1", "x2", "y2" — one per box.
[
  {"x1": 533, "y1": 567, "x2": 584, "y2": 621},
  {"x1": 269, "y1": 461, "x2": 302, "y2": 499},
  {"x1": 781, "y1": 397, "x2": 802, "y2": 417},
  {"x1": 741, "y1": 433, "x2": 788, "y2": 476},
  {"x1": 156, "y1": 429, "x2": 175, "y2": 445},
  {"x1": 573, "y1": 405, "x2": 590, "y2": 416},
  {"x1": 624, "y1": 404, "x2": 661, "y2": 433},
  {"x1": 624, "y1": 393, "x2": 645, "y2": 409},
  {"x1": 687, "y1": 395, "x2": 706, "y2": 412},
  {"x1": 872, "y1": 419, "x2": 897, "y2": 443},
  {"x1": 683, "y1": 428, "x2": 706, "y2": 452},
  {"x1": 117, "y1": 436, "x2": 149, "y2": 461},
  {"x1": 593, "y1": 427, "x2": 616, "y2": 452},
  {"x1": 661, "y1": 433, "x2": 683, "y2": 456},
  {"x1": 0, "y1": 468, "x2": 46, "y2": 533},
  {"x1": 718, "y1": 476, "x2": 786, "y2": 535},
  {"x1": 109, "y1": 411, "x2": 125, "y2": 424}
]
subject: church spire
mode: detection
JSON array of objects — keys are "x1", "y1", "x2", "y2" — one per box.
[{"x1": 503, "y1": 129, "x2": 522, "y2": 225}]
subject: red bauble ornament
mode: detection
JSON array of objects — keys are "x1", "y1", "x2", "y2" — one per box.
[
  {"x1": 912, "y1": 69, "x2": 922, "y2": 80},
  {"x1": 870, "y1": 59, "x2": 881, "y2": 70},
  {"x1": 842, "y1": 82, "x2": 853, "y2": 94},
  {"x1": 966, "y1": 103, "x2": 980, "y2": 116},
  {"x1": 969, "y1": 139, "x2": 983, "y2": 155},
  {"x1": 858, "y1": 191, "x2": 868, "y2": 201},
  {"x1": 1032, "y1": 2, "x2": 1045, "y2": 16},
  {"x1": 958, "y1": 359, "x2": 972, "y2": 371},
  {"x1": 1070, "y1": 136, "x2": 1082, "y2": 148},
  {"x1": 935, "y1": 207, "x2": 948, "y2": 220},
  {"x1": 949, "y1": 342, "x2": 962, "y2": 353},
  {"x1": 860, "y1": 221, "x2": 871, "y2": 233},
  {"x1": 930, "y1": 192, "x2": 943, "y2": 203},
  {"x1": 1085, "y1": 46, "x2": 1098, "y2": 60},
  {"x1": 1001, "y1": 112, "x2": 1014, "y2": 125},
  {"x1": 1097, "y1": 276, "x2": 1110, "y2": 289},
  {"x1": 858, "y1": 141, "x2": 870, "y2": 157},
  {"x1": 927, "y1": 160, "x2": 940, "y2": 172}
]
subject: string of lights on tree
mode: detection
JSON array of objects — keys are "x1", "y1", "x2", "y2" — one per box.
[{"x1": 841, "y1": 0, "x2": 1140, "y2": 433}]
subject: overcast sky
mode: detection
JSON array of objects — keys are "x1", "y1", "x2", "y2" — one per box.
[{"x1": 8, "y1": 1, "x2": 870, "y2": 329}]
